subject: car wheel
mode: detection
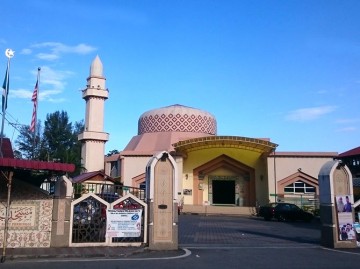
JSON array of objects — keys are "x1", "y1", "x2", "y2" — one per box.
[{"x1": 277, "y1": 214, "x2": 286, "y2": 222}]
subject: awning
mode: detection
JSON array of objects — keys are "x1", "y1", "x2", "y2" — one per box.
[
  {"x1": 0, "y1": 158, "x2": 75, "y2": 173},
  {"x1": 173, "y1": 135, "x2": 278, "y2": 154}
]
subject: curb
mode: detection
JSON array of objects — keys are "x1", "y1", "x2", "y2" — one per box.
[{"x1": 3, "y1": 247, "x2": 188, "y2": 262}]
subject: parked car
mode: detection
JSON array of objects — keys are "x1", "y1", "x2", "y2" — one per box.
[{"x1": 258, "y1": 202, "x2": 313, "y2": 222}]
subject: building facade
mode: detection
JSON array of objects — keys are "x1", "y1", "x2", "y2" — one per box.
[
  {"x1": 104, "y1": 104, "x2": 337, "y2": 213},
  {"x1": 71, "y1": 57, "x2": 338, "y2": 214}
]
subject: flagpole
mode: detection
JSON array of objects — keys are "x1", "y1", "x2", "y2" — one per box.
[
  {"x1": 0, "y1": 49, "x2": 14, "y2": 158},
  {"x1": 32, "y1": 68, "x2": 41, "y2": 158}
]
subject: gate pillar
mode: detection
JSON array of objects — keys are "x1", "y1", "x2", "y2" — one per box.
[
  {"x1": 51, "y1": 176, "x2": 73, "y2": 247},
  {"x1": 146, "y1": 151, "x2": 178, "y2": 250},
  {"x1": 318, "y1": 160, "x2": 356, "y2": 248}
]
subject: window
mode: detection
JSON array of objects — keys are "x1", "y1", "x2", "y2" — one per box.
[{"x1": 284, "y1": 181, "x2": 315, "y2": 194}]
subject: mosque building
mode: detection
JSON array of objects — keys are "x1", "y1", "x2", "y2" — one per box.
[{"x1": 81, "y1": 56, "x2": 337, "y2": 215}]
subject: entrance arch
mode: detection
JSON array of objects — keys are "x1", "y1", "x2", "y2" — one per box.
[{"x1": 193, "y1": 154, "x2": 255, "y2": 206}]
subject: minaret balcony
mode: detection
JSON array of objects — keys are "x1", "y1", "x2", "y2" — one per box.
[
  {"x1": 78, "y1": 131, "x2": 109, "y2": 142},
  {"x1": 82, "y1": 88, "x2": 109, "y2": 99}
]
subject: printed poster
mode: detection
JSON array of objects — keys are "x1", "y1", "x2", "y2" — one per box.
[
  {"x1": 336, "y1": 195, "x2": 355, "y2": 241},
  {"x1": 106, "y1": 209, "x2": 142, "y2": 238}
]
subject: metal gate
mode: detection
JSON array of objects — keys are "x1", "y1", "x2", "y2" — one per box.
[{"x1": 70, "y1": 193, "x2": 147, "y2": 247}]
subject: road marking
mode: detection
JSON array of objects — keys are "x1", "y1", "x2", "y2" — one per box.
[
  {"x1": 322, "y1": 247, "x2": 360, "y2": 256},
  {"x1": 184, "y1": 245, "x2": 319, "y2": 249}
]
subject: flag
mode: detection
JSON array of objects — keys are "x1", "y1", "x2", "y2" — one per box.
[
  {"x1": 29, "y1": 80, "x2": 38, "y2": 132},
  {"x1": 32, "y1": 80, "x2": 38, "y2": 102},
  {"x1": 2, "y1": 65, "x2": 9, "y2": 113}
]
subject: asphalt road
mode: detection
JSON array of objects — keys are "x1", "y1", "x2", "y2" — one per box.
[
  {"x1": 3, "y1": 214, "x2": 360, "y2": 269},
  {"x1": 179, "y1": 214, "x2": 321, "y2": 247}
]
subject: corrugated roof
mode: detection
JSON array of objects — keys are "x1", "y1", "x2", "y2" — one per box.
[
  {"x1": 72, "y1": 170, "x2": 114, "y2": 183},
  {"x1": 353, "y1": 178, "x2": 360, "y2": 187},
  {"x1": 271, "y1": 152, "x2": 338, "y2": 157},
  {"x1": 0, "y1": 157, "x2": 75, "y2": 172},
  {"x1": 338, "y1": 147, "x2": 360, "y2": 158},
  {"x1": 104, "y1": 154, "x2": 120, "y2": 162},
  {"x1": 0, "y1": 138, "x2": 75, "y2": 173},
  {"x1": 0, "y1": 138, "x2": 14, "y2": 158}
]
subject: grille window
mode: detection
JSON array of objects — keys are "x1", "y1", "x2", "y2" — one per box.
[{"x1": 284, "y1": 181, "x2": 315, "y2": 194}]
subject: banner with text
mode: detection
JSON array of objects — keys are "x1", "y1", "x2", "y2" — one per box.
[{"x1": 106, "y1": 209, "x2": 142, "y2": 238}]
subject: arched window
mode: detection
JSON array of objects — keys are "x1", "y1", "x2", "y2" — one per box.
[{"x1": 284, "y1": 181, "x2": 315, "y2": 194}]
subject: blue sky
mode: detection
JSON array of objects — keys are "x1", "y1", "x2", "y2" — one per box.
[{"x1": 1, "y1": 0, "x2": 359, "y2": 154}]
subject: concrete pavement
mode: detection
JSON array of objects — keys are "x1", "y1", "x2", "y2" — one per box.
[{"x1": 3, "y1": 214, "x2": 360, "y2": 262}]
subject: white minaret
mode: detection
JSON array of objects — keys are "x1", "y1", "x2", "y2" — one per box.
[{"x1": 78, "y1": 55, "x2": 109, "y2": 172}]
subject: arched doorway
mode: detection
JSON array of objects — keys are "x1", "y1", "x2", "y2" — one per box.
[
  {"x1": 212, "y1": 179, "x2": 235, "y2": 204},
  {"x1": 193, "y1": 155, "x2": 255, "y2": 206}
]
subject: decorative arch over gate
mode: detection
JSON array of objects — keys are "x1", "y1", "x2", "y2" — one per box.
[
  {"x1": 70, "y1": 193, "x2": 147, "y2": 247},
  {"x1": 70, "y1": 193, "x2": 109, "y2": 246},
  {"x1": 110, "y1": 193, "x2": 148, "y2": 246}
]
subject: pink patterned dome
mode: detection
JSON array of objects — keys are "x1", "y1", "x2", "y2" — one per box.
[{"x1": 138, "y1": 104, "x2": 217, "y2": 135}]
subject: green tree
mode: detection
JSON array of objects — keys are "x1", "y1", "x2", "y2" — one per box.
[
  {"x1": 106, "y1": 149, "x2": 119, "y2": 157},
  {"x1": 15, "y1": 111, "x2": 84, "y2": 176},
  {"x1": 43, "y1": 111, "x2": 84, "y2": 171},
  {"x1": 15, "y1": 120, "x2": 43, "y2": 160},
  {"x1": 68, "y1": 119, "x2": 84, "y2": 175},
  {"x1": 43, "y1": 111, "x2": 73, "y2": 161}
]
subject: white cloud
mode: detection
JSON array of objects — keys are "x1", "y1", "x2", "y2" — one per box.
[
  {"x1": 285, "y1": 106, "x2": 336, "y2": 121},
  {"x1": 334, "y1": 118, "x2": 359, "y2": 132},
  {"x1": 336, "y1": 127, "x2": 357, "y2": 132},
  {"x1": 10, "y1": 66, "x2": 74, "y2": 103},
  {"x1": 20, "y1": 48, "x2": 32, "y2": 55},
  {"x1": 37, "y1": 53, "x2": 59, "y2": 61},
  {"x1": 39, "y1": 89, "x2": 63, "y2": 99},
  {"x1": 10, "y1": 88, "x2": 63, "y2": 102},
  {"x1": 9, "y1": 89, "x2": 32, "y2": 99},
  {"x1": 10, "y1": 42, "x2": 95, "y2": 105},
  {"x1": 316, "y1": 90, "x2": 327, "y2": 94},
  {"x1": 39, "y1": 66, "x2": 74, "y2": 90},
  {"x1": 47, "y1": 97, "x2": 67, "y2": 103},
  {"x1": 72, "y1": 44, "x2": 97, "y2": 54},
  {"x1": 30, "y1": 42, "x2": 97, "y2": 61},
  {"x1": 335, "y1": 118, "x2": 360, "y2": 124}
]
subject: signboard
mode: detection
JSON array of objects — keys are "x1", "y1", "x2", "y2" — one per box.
[
  {"x1": 106, "y1": 209, "x2": 142, "y2": 238},
  {"x1": 0, "y1": 204, "x2": 37, "y2": 229}
]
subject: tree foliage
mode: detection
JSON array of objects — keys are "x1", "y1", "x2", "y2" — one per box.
[
  {"x1": 15, "y1": 120, "x2": 43, "y2": 160},
  {"x1": 106, "y1": 149, "x2": 119, "y2": 157},
  {"x1": 15, "y1": 110, "x2": 84, "y2": 176}
]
